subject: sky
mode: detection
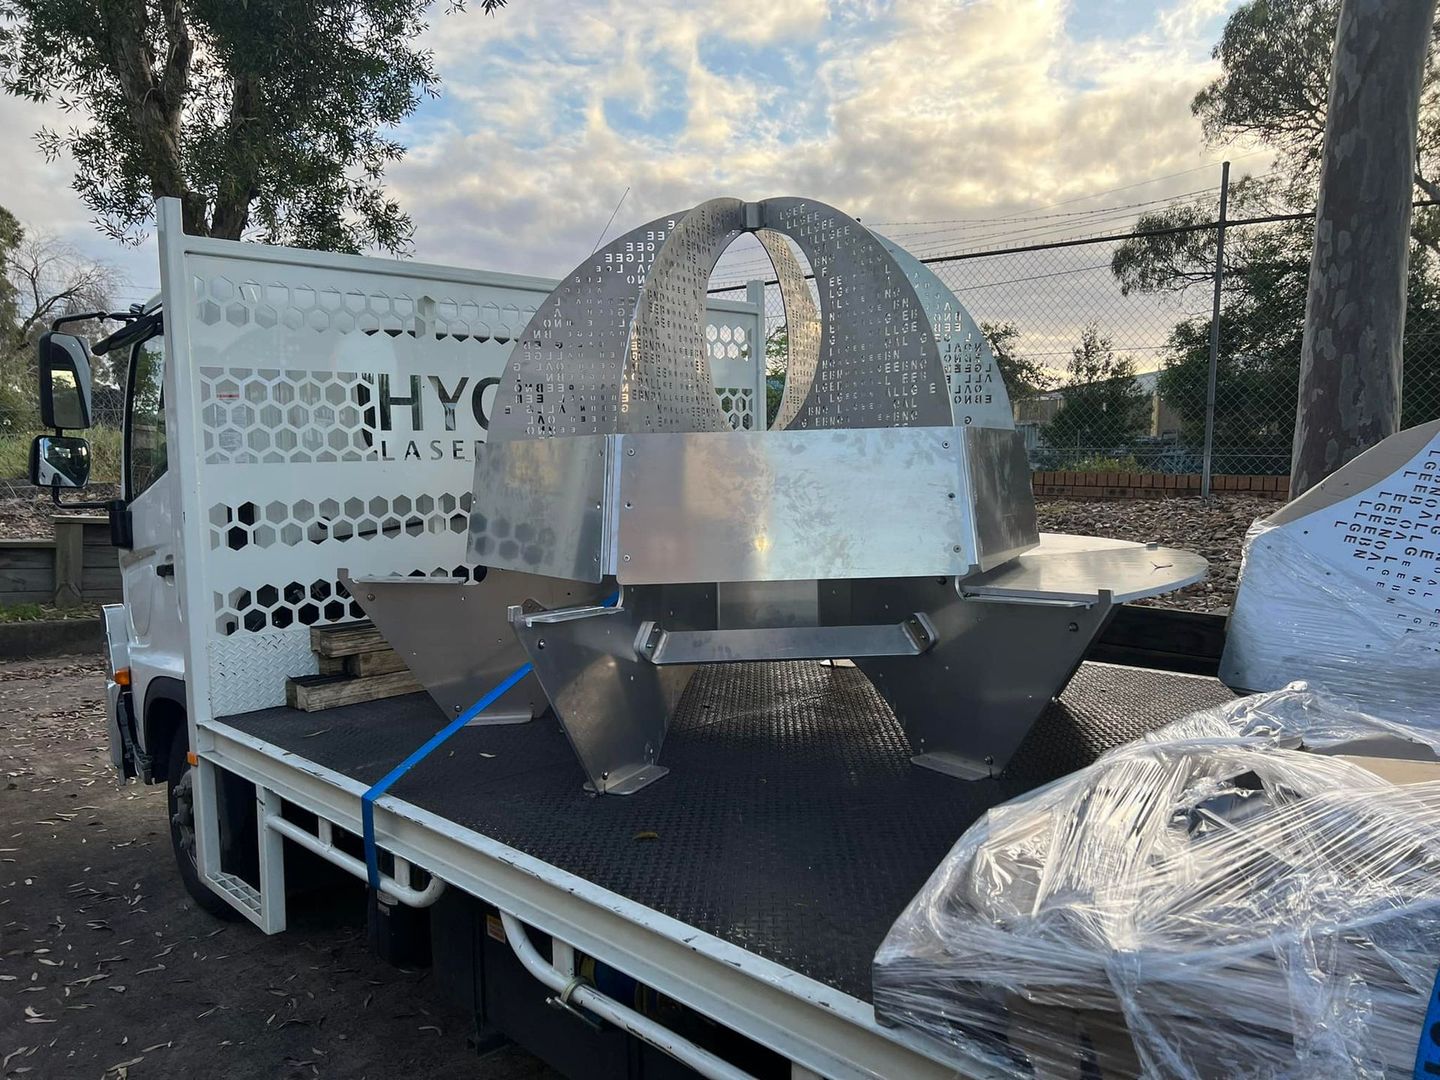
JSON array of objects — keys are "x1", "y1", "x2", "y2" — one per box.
[{"x1": 0, "y1": 0, "x2": 1261, "y2": 318}]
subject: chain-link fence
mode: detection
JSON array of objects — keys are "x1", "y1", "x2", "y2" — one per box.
[
  {"x1": 0, "y1": 391, "x2": 122, "y2": 500},
  {"x1": 5, "y1": 205, "x2": 1439, "y2": 500},
  {"x1": 713, "y1": 204, "x2": 1440, "y2": 483}
]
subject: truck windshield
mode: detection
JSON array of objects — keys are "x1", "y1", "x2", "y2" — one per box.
[{"x1": 127, "y1": 336, "x2": 167, "y2": 497}]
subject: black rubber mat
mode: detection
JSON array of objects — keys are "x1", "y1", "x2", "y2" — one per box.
[{"x1": 223, "y1": 661, "x2": 1233, "y2": 1001}]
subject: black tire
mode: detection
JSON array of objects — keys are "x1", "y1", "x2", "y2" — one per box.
[{"x1": 166, "y1": 735, "x2": 245, "y2": 921}]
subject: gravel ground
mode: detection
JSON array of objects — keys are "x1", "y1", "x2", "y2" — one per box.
[
  {"x1": 0, "y1": 655, "x2": 553, "y2": 1080},
  {"x1": 1036, "y1": 493, "x2": 1279, "y2": 613}
]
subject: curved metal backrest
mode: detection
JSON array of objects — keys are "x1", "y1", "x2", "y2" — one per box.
[
  {"x1": 489, "y1": 196, "x2": 1006, "y2": 442},
  {"x1": 488, "y1": 209, "x2": 683, "y2": 443},
  {"x1": 758, "y1": 198, "x2": 952, "y2": 430},
  {"x1": 877, "y1": 237, "x2": 1014, "y2": 430},
  {"x1": 627, "y1": 198, "x2": 746, "y2": 435},
  {"x1": 755, "y1": 228, "x2": 820, "y2": 432}
]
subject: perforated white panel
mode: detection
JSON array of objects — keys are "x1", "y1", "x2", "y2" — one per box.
[{"x1": 158, "y1": 220, "x2": 762, "y2": 719}]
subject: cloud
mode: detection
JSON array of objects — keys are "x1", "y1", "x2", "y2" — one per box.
[
  {"x1": 3, "y1": 0, "x2": 1245, "y2": 303},
  {"x1": 0, "y1": 94, "x2": 151, "y2": 296},
  {"x1": 388, "y1": 0, "x2": 1242, "y2": 278}
]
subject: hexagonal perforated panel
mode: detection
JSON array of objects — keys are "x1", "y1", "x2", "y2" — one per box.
[{"x1": 191, "y1": 274, "x2": 534, "y2": 344}]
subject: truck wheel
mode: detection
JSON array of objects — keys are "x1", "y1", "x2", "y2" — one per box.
[{"x1": 166, "y1": 736, "x2": 244, "y2": 921}]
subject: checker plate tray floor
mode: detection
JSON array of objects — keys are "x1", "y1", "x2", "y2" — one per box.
[{"x1": 221, "y1": 661, "x2": 1233, "y2": 1002}]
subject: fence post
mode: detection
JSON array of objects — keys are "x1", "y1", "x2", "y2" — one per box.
[
  {"x1": 1200, "y1": 160, "x2": 1230, "y2": 497},
  {"x1": 53, "y1": 517, "x2": 84, "y2": 608}
]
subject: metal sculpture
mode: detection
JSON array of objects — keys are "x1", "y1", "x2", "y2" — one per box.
[{"x1": 351, "y1": 197, "x2": 1206, "y2": 794}]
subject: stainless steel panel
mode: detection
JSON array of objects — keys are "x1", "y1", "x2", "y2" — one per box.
[
  {"x1": 959, "y1": 534, "x2": 1207, "y2": 604},
  {"x1": 341, "y1": 569, "x2": 605, "y2": 720},
  {"x1": 757, "y1": 229, "x2": 821, "y2": 432},
  {"x1": 716, "y1": 580, "x2": 819, "y2": 629},
  {"x1": 965, "y1": 426, "x2": 1039, "y2": 571},
  {"x1": 627, "y1": 198, "x2": 746, "y2": 435},
  {"x1": 487, "y1": 208, "x2": 680, "y2": 442},
  {"x1": 468, "y1": 434, "x2": 612, "y2": 582},
  {"x1": 876, "y1": 235, "x2": 1016, "y2": 430},
  {"x1": 834, "y1": 576, "x2": 1115, "y2": 779},
  {"x1": 641, "y1": 618, "x2": 933, "y2": 664},
  {"x1": 492, "y1": 196, "x2": 964, "y2": 444},
  {"x1": 614, "y1": 426, "x2": 980, "y2": 584},
  {"x1": 511, "y1": 583, "x2": 715, "y2": 794},
  {"x1": 760, "y1": 198, "x2": 952, "y2": 430}
]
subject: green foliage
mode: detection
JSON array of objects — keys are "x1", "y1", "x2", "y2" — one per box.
[
  {"x1": 0, "y1": 600, "x2": 102, "y2": 622},
  {"x1": 1191, "y1": 0, "x2": 1440, "y2": 222},
  {"x1": 1041, "y1": 324, "x2": 1149, "y2": 451},
  {"x1": 1113, "y1": 196, "x2": 1440, "y2": 473},
  {"x1": 0, "y1": 425, "x2": 122, "y2": 482},
  {"x1": 981, "y1": 321, "x2": 1054, "y2": 402},
  {"x1": 1191, "y1": 0, "x2": 1340, "y2": 181},
  {"x1": 1108, "y1": 1, "x2": 1440, "y2": 472},
  {"x1": 1065, "y1": 454, "x2": 1156, "y2": 475},
  {"x1": 764, "y1": 323, "x2": 788, "y2": 427},
  {"x1": 0, "y1": 0, "x2": 508, "y2": 252},
  {"x1": 0, "y1": 602, "x2": 50, "y2": 622}
]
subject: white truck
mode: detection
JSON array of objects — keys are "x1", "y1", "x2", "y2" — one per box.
[{"x1": 28, "y1": 197, "x2": 1229, "y2": 1080}]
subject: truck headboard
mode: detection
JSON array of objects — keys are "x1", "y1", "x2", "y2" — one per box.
[{"x1": 155, "y1": 202, "x2": 763, "y2": 718}]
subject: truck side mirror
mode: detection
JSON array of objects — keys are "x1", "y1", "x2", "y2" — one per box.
[
  {"x1": 38, "y1": 332, "x2": 94, "y2": 430},
  {"x1": 30, "y1": 435, "x2": 91, "y2": 489}
]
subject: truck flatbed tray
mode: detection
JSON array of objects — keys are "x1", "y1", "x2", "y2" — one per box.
[{"x1": 222, "y1": 660, "x2": 1232, "y2": 1002}]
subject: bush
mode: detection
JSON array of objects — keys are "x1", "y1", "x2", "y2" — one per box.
[
  {"x1": 0, "y1": 426, "x2": 123, "y2": 483},
  {"x1": 1065, "y1": 454, "x2": 1157, "y2": 475}
]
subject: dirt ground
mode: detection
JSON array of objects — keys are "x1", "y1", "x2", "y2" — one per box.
[{"x1": 0, "y1": 654, "x2": 553, "y2": 1080}]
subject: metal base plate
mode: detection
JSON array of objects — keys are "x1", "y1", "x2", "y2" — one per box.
[
  {"x1": 464, "y1": 708, "x2": 532, "y2": 727},
  {"x1": 910, "y1": 751, "x2": 992, "y2": 781},
  {"x1": 582, "y1": 764, "x2": 670, "y2": 796}
]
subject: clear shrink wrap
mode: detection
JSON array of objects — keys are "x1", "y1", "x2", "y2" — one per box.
[
  {"x1": 1218, "y1": 419, "x2": 1440, "y2": 719},
  {"x1": 1221, "y1": 519, "x2": 1440, "y2": 720},
  {"x1": 873, "y1": 685, "x2": 1440, "y2": 1079}
]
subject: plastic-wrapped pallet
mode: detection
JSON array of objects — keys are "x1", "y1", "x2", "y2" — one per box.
[{"x1": 872, "y1": 685, "x2": 1440, "y2": 1080}]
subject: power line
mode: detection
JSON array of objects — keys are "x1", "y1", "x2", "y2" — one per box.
[
  {"x1": 864, "y1": 151, "x2": 1274, "y2": 227},
  {"x1": 591, "y1": 186, "x2": 630, "y2": 253},
  {"x1": 710, "y1": 182, "x2": 1250, "y2": 283},
  {"x1": 883, "y1": 187, "x2": 1227, "y2": 249},
  {"x1": 710, "y1": 203, "x2": 1440, "y2": 294}
]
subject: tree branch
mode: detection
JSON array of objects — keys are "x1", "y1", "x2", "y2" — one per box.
[{"x1": 1415, "y1": 166, "x2": 1440, "y2": 203}]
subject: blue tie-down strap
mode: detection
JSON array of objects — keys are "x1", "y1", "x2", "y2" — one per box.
[
  {"x1": 1417, "y1": 966, "x2": 1440, "y2": 1078},
  {"x1": 361, "y1": 661, "x2": 533, "y2": 891}
]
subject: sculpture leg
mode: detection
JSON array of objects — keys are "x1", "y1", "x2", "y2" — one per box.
[
  {"x1": 838, "y1": 578, "x2": 1114, "y2": 779},
  {"x1": 511, "y1": 584, "x2": 714, "y2": 794},
  {"x1": 341, "y1": 569, "x2": 603, "y2": 724}
]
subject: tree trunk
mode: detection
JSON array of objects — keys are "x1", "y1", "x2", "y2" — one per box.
[{"x1": 1289, "y1": 0, "x2": 1438, "y2": 497}]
